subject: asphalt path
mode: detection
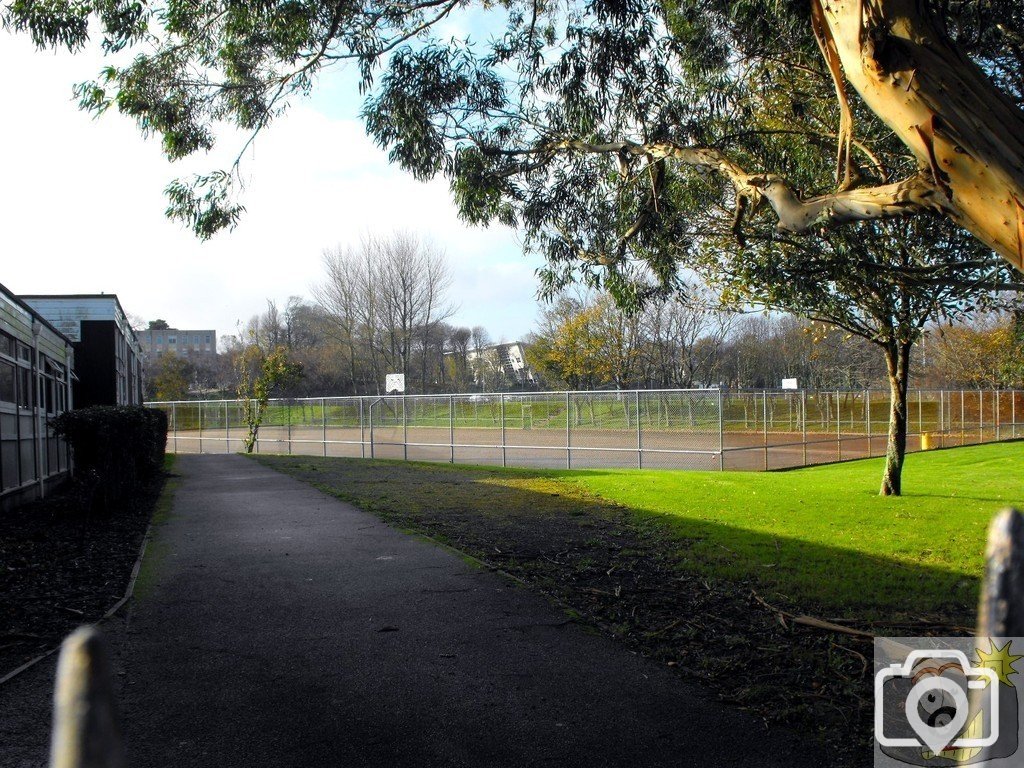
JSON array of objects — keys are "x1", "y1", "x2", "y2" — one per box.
[{"x1": 1, "y1": 454, "x2": 828, "y2": 767}]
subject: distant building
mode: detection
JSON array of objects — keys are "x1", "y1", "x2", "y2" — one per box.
[
  {"x1": 136, "y1": 328, "x2": 217, "y2": 361},
  {"x1": 0, "y1": 283, "x2": 74, "y2": 509},
  {"x1": 466, "y1": 342, "x2": 535, "y2": 388},
  {"x1": 21, "y1": 294, "x2": 144, "y2": 408}
]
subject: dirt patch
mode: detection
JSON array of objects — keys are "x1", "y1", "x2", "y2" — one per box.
[
  {"x1": 0, "y1": 468, "x2": 170, "y2": 678},
  {"x1": 254, "y1": 455, "x2": 969, "y2": 767}
]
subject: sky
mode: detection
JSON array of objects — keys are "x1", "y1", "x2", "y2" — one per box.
[{"x1": 0, "y1": 30, "x2": 543, "y2": 344}]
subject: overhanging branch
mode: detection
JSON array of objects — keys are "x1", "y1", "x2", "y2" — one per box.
[{"x1": 536, "y1": 139, "x2": 953, "y2": 239}]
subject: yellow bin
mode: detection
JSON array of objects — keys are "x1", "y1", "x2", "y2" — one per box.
[{"x1": 921, "y1": 432, "x2": 935, "y2": 450}]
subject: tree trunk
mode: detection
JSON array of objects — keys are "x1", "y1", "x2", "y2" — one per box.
[
  {"x1": 881, "y1": 341, "x2": 911, "y2": 496},
  {"x1": 819, "y1": 0, "x2": 1024, "y2": 270}
]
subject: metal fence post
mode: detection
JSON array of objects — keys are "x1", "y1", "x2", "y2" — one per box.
[
  {"x1": 763, "y1": 391, "x2": 769, "y2": 471},
  {"x1": 360, "y1": 397, "x2": 366, "y2": 459},
  {"x1": 402, "y1": 395, "x2": 408, "y2": 461},
  {"x1": 836, "y1": 390, "x2": 841, "y2": 462},
  {"x1": 801, "y1": 390, "x2": 807, "y2": 467},
  {"x1": 286, "y1": 400, "x2": 292, "y2": 455},
  {"x1": 718, "y1": 388, "x2": 724, "y2": 471},
  {"x1": 996, "y1": 390, "x2": 1001, "y2": 442},
  {"x1": 961, "y1": 389, "x2": 966, "y2": 445},
  {"x1": 1014, "y1": 391, "x2": 1018, "y2": 439},
  {"x1": 917, "y1": 389, "x2": 923, "y2": 436},
  {"x1": 980, "y1": 389, "x2": 984, "y2": 443},
  {"x1": 322, "y1": 397, "x2": 327, "y2": 457},
  {"x1": 254, "y1": 400, "x2": 260, "y2": 454},
  {"x1": 449, "y1": 394, "x2": 455, "y2": 464},
  {"x1": 866, "y1": 390, "x2": 872, "y2": 458},
  {"x1": 225, "y1": 401, "x2": 230, "y2": 454},
  {"x1": 369, "y1": 400, "x2": 375, "y2": 460},
  {"x1": 565, "y1": 391, "x2": 572, "y2": 469},
  {"x1": 198, "y1": 402, "x2": 203, "y2": 454},
  {"x1": 500, "y1": 393, "x2": 507, "y2": 467},
  {"x1": 635, "y1": 390, "x2": 643, "y2": 469},
  {"x1": 172, "y1": 402, "x2": 178, "y2": 453}
]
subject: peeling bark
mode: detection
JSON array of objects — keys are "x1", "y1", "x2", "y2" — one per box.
[
  {"x1": 539, "y1": 1, "x2": 1024, "y2": 269},
  {"x1": 818, "y1": 0, "x2": 1024, "y2": 270},
  {"x1": 547, "y1": 139, "x2": 952, "y2": 237}
]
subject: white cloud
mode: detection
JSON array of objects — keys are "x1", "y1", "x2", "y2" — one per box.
[{"x1": 0, "y1": 33, "x2": 542, "y2": 340}]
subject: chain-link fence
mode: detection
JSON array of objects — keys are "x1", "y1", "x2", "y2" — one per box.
[{"x1": 150, "y1": 388, "x2": 1024, "y2": 471}]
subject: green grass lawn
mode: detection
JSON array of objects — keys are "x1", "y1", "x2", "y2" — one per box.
[
  {"x1": 257, "y1": 441, "x2": 1024, "y2": 623},
  {"x1": 556, "y1": 442, "x2": 1024, "y2": 618}
]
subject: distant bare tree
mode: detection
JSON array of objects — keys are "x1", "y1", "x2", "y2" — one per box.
[
  {"x1": 315, "y1": 233, "x2": 455, "y2": 393},
  {"x1": 642, "y1": 285, "x2": 733, "y2": 388}
]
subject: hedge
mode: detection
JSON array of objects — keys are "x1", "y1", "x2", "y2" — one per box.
[{"x1": 51, "y1": 406, "x2": 168, "y2": 511}]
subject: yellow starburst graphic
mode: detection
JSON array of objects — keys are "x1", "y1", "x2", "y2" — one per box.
[{"x1": 975, "y1": 639, "x2": 1023, "y2": 687}]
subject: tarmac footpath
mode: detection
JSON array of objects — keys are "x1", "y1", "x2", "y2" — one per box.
[{"x1": 0, "y1": 453, "x2": 828, "y2": 767}]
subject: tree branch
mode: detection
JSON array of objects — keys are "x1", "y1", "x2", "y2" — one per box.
[{"x1": 537, "y1": 139, "x2": 953, "y2": 238}]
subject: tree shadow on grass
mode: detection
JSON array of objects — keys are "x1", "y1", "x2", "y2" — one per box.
[{"x1": 253, "y1": 453, "x2": 985, "y2": 768}]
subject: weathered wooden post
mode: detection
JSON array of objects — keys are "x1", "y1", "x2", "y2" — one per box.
[
  {"x1": 978, "y1": 508, "x2": 1024, "y2": 637},
  {"x1": 49, "y1": 627, "x2": 125, "y2": 768}
]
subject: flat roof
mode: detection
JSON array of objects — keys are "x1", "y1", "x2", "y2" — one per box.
[
  {"x1": 0, "y1": 282, "x2": 74, "y2": 345},
  {"x1": 20, "y1": 293, "x2": 141, "y2": 345}
]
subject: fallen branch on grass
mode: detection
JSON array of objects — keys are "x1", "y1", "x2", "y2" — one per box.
[{"x1": 751, "y1": 591, "x2": 874, "y2": 639}]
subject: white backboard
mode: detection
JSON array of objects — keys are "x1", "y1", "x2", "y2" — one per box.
[
  {"x1": 385, "y1": 373, "x2": 405, "y2": 394},
  {"x1": 781, "y1": 378, "x2": 799, "y2": 390}
]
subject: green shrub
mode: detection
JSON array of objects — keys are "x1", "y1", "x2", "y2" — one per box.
[{"x1": 51, "y1": 406, "x2": 168, "y2": 511}]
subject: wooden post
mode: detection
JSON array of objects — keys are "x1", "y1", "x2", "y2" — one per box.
[
  {"x1": 978, "y1": 509, "x2": 1024, "y2": 637},
  {"x1": 49, "y1": 627, "x2": 125, "y2": 768}
]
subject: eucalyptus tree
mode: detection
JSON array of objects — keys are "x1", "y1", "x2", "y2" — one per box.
[{"x1": 6, "y1": 0, "x2": 1023, "y2": 267}]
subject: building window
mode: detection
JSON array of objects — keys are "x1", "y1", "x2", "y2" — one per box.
[
  {"x1": 168, "y1": 336, "x2": 176, "y2": 344},
  {"x1": 18, "y1": 367, "x2": 31, "y2": 408},
  {"x1": 156, "y1": 334, "x2": 163, "y2": 344},
  {"x1": 0, "y1": 360, "x2": 14, "y2": 404},
  {"x1": 205, "y1": 334, "x2": 211, "y2": 344}
]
